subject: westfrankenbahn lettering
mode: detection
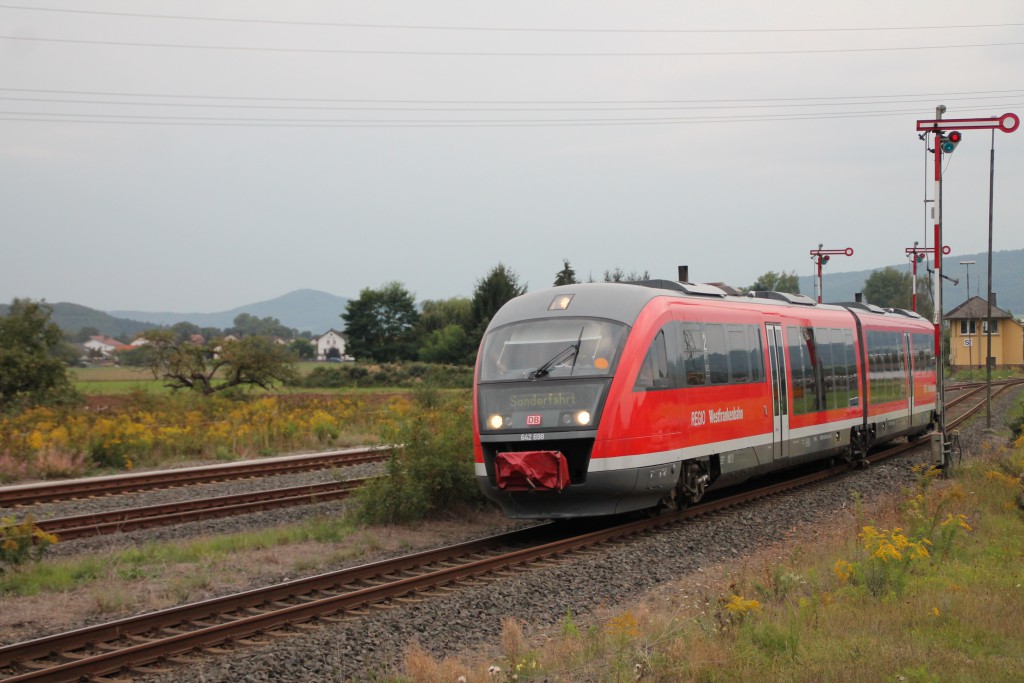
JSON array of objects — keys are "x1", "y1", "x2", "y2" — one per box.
[{"x1": 708, "y1": 407, "x2": 744, "y2": 424}]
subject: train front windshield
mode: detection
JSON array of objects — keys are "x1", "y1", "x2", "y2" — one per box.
[
  {"x1": 477, "y1": 318, "x2": 627, "y2": 434},
  {"x1": 479, "y1": 318, "x2": 627, "y2": 382}
]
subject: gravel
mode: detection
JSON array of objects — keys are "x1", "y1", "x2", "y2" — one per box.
[{"x1": 6, "y1": 388, "x2": 1021, "y2": 681}]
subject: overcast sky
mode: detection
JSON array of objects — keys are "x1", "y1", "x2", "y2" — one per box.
[{"x1": 2, "y1": 1, "x2": 1022, "y2": 313}]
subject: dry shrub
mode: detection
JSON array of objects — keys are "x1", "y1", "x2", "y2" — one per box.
[
  {"x1": 401, "y1": 641, "x2": 471, "y2": 682},
  {"x1": 500, "y1": 616, "x2": 528, "y2": 665}
]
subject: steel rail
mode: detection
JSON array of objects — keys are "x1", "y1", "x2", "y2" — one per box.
[
  {"x1": 5, "y1": 479, "x2": 367, "y2": 541},
  {"x1": 0, "y1": 446, "x2": 389, "y2": 507}
]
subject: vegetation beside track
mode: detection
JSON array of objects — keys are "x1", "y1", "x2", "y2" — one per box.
[
  {"x1": 398, "y1": 416, "x2": 1024, "y2": 682},
  {"x1": 0, "y1": 389, "x2": 456, "y2": 483}
]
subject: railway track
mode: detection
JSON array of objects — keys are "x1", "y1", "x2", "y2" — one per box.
[
  {"x1": 0, "y1": 446, "x2": 388, "y2": 507},
  {"x1": 0, "y1": 382, "x2": 1018, "y2": 681},
  {"x1": 5, "y1": 478, "x2": 367, "y2": 542}
]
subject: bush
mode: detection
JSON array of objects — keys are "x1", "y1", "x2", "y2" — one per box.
[
  {"x1": 297, "y1": 362, "x2": 473, "y2": 389},
  {"x1": 1, "y1": 515, "x2": 58, "y2": 572},
  {"x1": 353, "y1": 392, "x2": 483, "y2": 524}
]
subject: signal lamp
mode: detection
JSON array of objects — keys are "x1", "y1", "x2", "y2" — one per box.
[
  {"x1": 821, "y1": 255, "x2": 830, "y2": 265},
  {"x1": 940, "y1": 130, "x2": 962, "y2": 153},
  {"x1": 916, "y1": 253, "x2": 925, "y2": 263}
]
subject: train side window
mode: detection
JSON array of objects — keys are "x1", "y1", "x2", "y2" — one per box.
[
  {"x1": 635, "y1": 329, "x2": 670, "y2": 390},
  {"x1": 812, "y1": 328, "x2": 833, "y2": 410},
  {"x1": 844, "y1": 329, "x2": 859, "y2": 405},
  {"x1": 678, "y1": 322, "x2": 706, "y2": 386},
  {"x1": 727, "y1": 326, "x2": 751, "y2": 383},
  {"x1": 788, "y1": 325, "x2": 818, "y2": 415},
  {"x1": 748, "y1": 325, "x2": 765, "y2": 382},
  {"x1": 705, "y1": 324, "x2": 729, "y2": 384}
]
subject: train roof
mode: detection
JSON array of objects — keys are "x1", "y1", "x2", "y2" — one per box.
[{"x1": 487, "y1": 282, "x2": 930, "y2": 330}]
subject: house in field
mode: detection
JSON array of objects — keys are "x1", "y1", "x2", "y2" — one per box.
[
  {"x1": 945, "y1": 295, "x2": 1024, "y2": 369},
  {"x1": 314, "y1": 329, "x2": 351, "y2": 361},
  {"x1": 83, "y1": 335, "x2": 133, "y2": 358}
]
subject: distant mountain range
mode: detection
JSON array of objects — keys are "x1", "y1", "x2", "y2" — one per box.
[
  {"x1": 796, "y1": 248, "x2": 1023, "y2": 315},
  {"x1": 110, "y1": 289, "x2": 350, "y2": 335},
  {"x1": 0, "y1": 289, "x2": 350, "y2": 340}
]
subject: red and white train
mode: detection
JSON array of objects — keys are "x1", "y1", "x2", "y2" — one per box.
[{"x1": 473, "y1": 280, "x2": 937, "y2": 519}]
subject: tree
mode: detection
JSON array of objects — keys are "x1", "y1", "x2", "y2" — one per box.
[
  {"x1": 749, "y1": 270, "x2": 801, "y2": 294},
  {"x1": 553, "y1": 259, "x2": 579, "y2": 286},
  {"x1": 170, "y1": 321, "x2": 201, "y2": 343},
  {"x1": 417, "y1": 297, "x2": 473, "y2": 335},
  {"x1": 229, "y1": 313, "x2": 296, "y2": 339},
  {"x1": 863, "y1": 267, "x2": 914, "y2": 310},
  {"x1": 469, "y1": 263, "x2": 527, "y2": 347},
  {"x1": 0, "y1": 299, "x2": 79, "y2": 410},
  {"x1": 145, "y1": 330, "x2": 298, "y2": 395},
  {"x1": 341, "y1": 282, "x2": 420, "y2": 362},
  {"x1": 73, "y1": 326, "x2": 100, "y2": 343},
  {"x1": 415, "y1": 297, "x2": 475, "y2": 364},
  {"x1": 419, "y1": 324, "x2": 472, "y2": 364},
  {"x1": 289, "y1": 338, "x2": 316, "y2": 360},
  {"x1": 603, "y1": 267, "x2": 650, "y2": 283}
]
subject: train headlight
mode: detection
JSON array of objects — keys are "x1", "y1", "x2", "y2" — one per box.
[
  {"x1": 487, "y1": 414, "x2": 506, "y2": 430},
  {"x1": 574, "y1": 410, "x2": 592, "y2": 426}
]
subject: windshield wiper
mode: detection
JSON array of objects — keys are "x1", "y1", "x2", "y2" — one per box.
[{"x1": 530, "y1": 327, "x2": 584, "y2": 379}]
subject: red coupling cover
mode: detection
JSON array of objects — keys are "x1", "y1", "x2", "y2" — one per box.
[{"x1": 495, "y1": 450, "x2": 571, "y2": 491}]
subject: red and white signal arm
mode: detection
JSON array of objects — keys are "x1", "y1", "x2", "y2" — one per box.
[{"x1": 916, "y1": 113, "x2": 1019, "y2": 133}]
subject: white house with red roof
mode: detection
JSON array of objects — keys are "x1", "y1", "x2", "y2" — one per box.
[{"x1": 83, "y1": 335, "x2": 133, "y2": 358}]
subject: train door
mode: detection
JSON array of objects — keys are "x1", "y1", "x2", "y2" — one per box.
[{"x1": 766, "y1": 323, "x2": 789, "y2": 460}]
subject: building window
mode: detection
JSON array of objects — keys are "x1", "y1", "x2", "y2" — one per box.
[
  {"x1": 982, "y1": 320, "x2": 999, "y2": 334},
  {"x1": 959, "y1": 320, "x2": 977, "y2": 335}
]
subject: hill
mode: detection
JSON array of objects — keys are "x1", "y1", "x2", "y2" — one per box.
[
  {"x1": 0, "y1": 301, "x2": 156, "y2": 340},
  {"x1": 796, "y1": 248, "x2": 1024, "y2": 315},
  {"x1": 109, "y1": 289, "x2": 350, "y2": 335}
]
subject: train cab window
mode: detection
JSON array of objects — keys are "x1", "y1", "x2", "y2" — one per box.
[
  {"x1": 704, "y1": 324, "x2": 729, "y2": 384},
  {"x1": 677, "y1": 322, "x2": 706, "y2": 386},
  {"x1": 635, "y1": 329, "x2": 670, "y2": 390}
]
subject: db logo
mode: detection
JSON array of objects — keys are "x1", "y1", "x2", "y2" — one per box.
[{"x1": 526, "y1": 414, "x2": 542, "y2": 426}]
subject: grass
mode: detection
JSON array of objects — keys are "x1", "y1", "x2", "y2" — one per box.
[
  {"x1": 394, "y1": 436, "x2": 1024, "y2": 682},
  {"x1": 0, "y1": 513, "x2": 363, "y2": 597},
  {"x1": 70, "y1": 366, "x2": 171, "y2": 395}
]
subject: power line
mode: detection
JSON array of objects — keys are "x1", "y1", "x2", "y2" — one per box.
[
  {"x1": 2, "y1": 34, "x2": 1022, "y2": 57},
  {"x1": 1, "y1": 86, "x2": 1022, "y2": 106},
  {"x1": 2, "y1": 5, "x2": 1020, "y2": 34},
  {"x1": 3, "y1": 93, "x2": 1023, "y2": 113},
  {"x1": 3, "y1": 101, "x2": 1021, "y2": 128}
]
